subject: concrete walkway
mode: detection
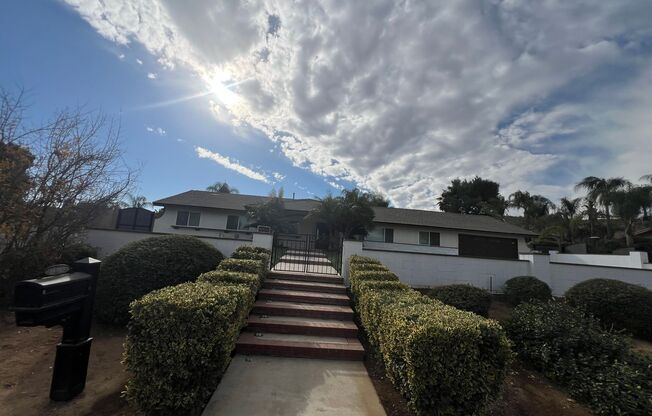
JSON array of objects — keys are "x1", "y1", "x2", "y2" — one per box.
[{"x1": 202, "y1": 355, "x2": 386, "y2": 416}]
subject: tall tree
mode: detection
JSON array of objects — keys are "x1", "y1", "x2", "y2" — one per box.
[
  {"x1": 558, "y1": 197, "x2": 581, "y2": 243},
  {"x1": 575, "y1": 176, "x2": 630, "y2": 238},
  {"x1": 508, "y1": 191, "x2": 555, "y2": 229},
  {"x1": 437, "y1": 177, "x2": 507, "y2": 216},
  {"x1": 206, "y1": 181, "x2": 239, "y2": 193},
  {"x1": 611, "y1": 186, "x2": 644, "y2": 246},
  {"x1": 0, "y1": 88, "x2": 134, "y2": 300},
  {"x1": 245, "y1": 188, "x2": 295, "y2": 233},
  {"x1": 581, "y1": 198, "x2": 601, "y2": 237},
  {"x1": 121, "y1": 194, "x2": 151, "y2": 208},
  {"x1": 307, "y1": 188, "x2": 377, "y2": 239}
]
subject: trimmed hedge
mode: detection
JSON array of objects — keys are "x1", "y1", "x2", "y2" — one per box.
[
  {"x1": 218, "y1": 258, "x2": 266, "y2": 284},
  {"x1": 96, "y1": 235, "x2": 223, "y2": 325},
  {"x1": 503, "y1": 275, "x2": 551, "y2": 305},
  {"x1": 231, "y1": 250, "x2": 270, "y2": 264},
  {"x1": 506, "y1": 300, "x2": 652, "y2": 415},
  {"x1": 197, "y1": 270, "x2": 260, "y2": 311},
  {"x1": 124, "y1": 282, "x2": 249, "y2": 415},
  {"x1": 427, "y1": 284, "x2": 492, "y2": 317},
  {"x1": 234, "y1": 245, "x2": 271, "y2": 255},
  {"x1": 565, "y1": 278, "x2": 652, "y2": 340},
  {"x1": 350, "y1": 257, "x2": 511, "y2": 415}
]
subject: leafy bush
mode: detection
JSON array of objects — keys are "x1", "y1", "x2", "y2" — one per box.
[
  {"x1": 566, "y1": 279, "x2": 652, "y2": 340},
  {"x1": 198, "y1": 270, "x2": 260, "y2": 311},
  {"x1": 124, "y1": 282, "x2": 248, "y2": 415},
  {"x1": 350, "y1": 257, "x2": 511, "y2": 415},
  {"x1": 427, "y1": 284, "x2": 492, "y2": 317},
  {"x1": 503, "y1": 275, "x2": 551, "y2": 305},
  {"x1": 234, "y1": 245, "x2": 271, "y2": 255},
  {"x1": 231, "y1": 249, "x2": 270, "y2": 265},
  {"x1": 506, "y1": 300, "x2": 652, "y2": 415},
  {"x1": 218, "y1": 258, "x2": 266, "y2": 284},
  {"x1": 350, "y1": 269, "x2": 398, "y2": 298},
  {"x1": 96, "y1": 235, "x2": 223, "y2": 325}
]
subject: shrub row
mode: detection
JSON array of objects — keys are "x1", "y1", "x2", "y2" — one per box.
[
  {"x1": 503, "y1": 275, "x2": 551, "y2": 305},
  {"x1": 96, "y1": 235, "x2": 224, "y2": 325},
  {"x1": 124, "y1": 244, "x2": 270, "y2": 415},
  {"x1": 349, "y1": 255, "x2": 511, "y2": 416},
  {"x1": 565, "y1": 278, "x2": 652, "y2": 341},
  {"x1": 427, "y1": 284, "x2": 492, "y2": 317},
  {"x1": 506, "y1": 300, "x2": 652, "y2": 415}
]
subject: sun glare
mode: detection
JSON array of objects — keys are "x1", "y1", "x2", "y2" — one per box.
[{"x1": 208, "y1": 72, "x2": 239, "y2": 106}]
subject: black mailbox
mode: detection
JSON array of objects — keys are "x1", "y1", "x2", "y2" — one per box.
[{"x1": 11, "y1": 257, "x2": 101, "y2": 401}]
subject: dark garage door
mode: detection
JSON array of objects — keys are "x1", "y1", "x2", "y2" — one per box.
[{"x1": 458, "y1": 234, "x2": 518, "y2": 260}]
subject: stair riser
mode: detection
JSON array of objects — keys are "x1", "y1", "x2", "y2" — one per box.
[
  {"x1": 263, "y1": 282, "x2": 347, "y2": 294},
  {"x1": 259, "y1": 293, "x2": 350, "y2": 306},
  {"x1": 268, "y1": 274, "x2": 344, "y2": 285},
  {"x1": 277, "y1": 258, "x2": 331, "y2": 266},
  {"x1": 252, "y1": 306, "x2": 353, "y2": 321},
  {"x1": 246, "y1": 323, "x2": 358, "y2": 338},
  {"x1": 235, "y1": 344, "x2": 364, "y2": 361}
]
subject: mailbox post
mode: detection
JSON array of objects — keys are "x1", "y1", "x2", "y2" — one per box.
[{"x1": 11, "y1": 257, "x2": 101, "y2": 401}]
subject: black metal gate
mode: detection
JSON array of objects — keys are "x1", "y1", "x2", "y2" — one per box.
[{"x1": 271, "y1": 233, "x2": 343, "y2": 275}]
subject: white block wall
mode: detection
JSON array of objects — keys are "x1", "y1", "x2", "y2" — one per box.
[{"x1": 343, "y1": 241, "x2": 652, "y2": 296}]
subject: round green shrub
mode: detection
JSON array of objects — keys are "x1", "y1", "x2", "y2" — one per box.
[
  {"x1": 565, "y1": 278, "x2": 652, "y2": 340},
  {"x1": 503, "y1": 276, "x2": 551, "y2": 305},
  {"x1": 96, "y1": 235, "x2": 223, "y2": 325},
  {"x1": 428, "y1": 284, "x2": 492, "y2": 316},
  {"x1": 234, "y1": 245, "x2": 271, "y2": 255}
]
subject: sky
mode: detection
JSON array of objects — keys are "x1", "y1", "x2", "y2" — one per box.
[{"x1": 1, "y1": 1, "x2": 651, "y2": 209}]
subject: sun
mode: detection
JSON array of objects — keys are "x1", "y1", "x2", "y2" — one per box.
[{"x1": 207, "y1": 72, "x2": 240, "y2": 107}]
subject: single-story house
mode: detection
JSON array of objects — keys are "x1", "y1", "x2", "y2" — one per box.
[{"x1": 151, "y1": 190, "x2": 536, "y2": 260}]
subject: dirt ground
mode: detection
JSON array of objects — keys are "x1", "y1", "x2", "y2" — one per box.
[{"x1": 0, "y1": 311, "x2": 136, "y2": 416}]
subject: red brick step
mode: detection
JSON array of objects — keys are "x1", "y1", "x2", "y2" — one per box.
[
  {"x1": 267, "y1": 271, "x2": 344, "y2": 285},
  {"x1": 258, "y1": 289, "x2": 350, "y2": 306},
  {"x1": 246, "y1": 316, "x2": 358, "y2": 338},
  {"x1": 263, "y1": 279, "x2": 347, "y2": 294},
  {"x1": 252, "y1": 300, "x2": 354, "y2": 320},
  {"x1": 235, "y1": 332, "x2": 364, "y2": 361}
]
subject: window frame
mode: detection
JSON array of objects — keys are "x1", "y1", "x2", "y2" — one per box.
[
  {"x1": 418, "y1": 231, "x2": 441, "y2": 246},
  {"x1": 175, "y1": 210, "x2": 201, "y2": 227},
  {"x1": 226, "y1": 215, "x2": 240, "y2": 230}
]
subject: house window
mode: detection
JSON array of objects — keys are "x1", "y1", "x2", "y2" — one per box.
[
  {"x1": 226, "y1": 215, "x2": 240, "y2": 230},
  {"x1": 176, "y1": 210, "x2": 200, "y2": 227},
  {"x1": 384, "y1": 228, "x2": 394, "y2": 243},
  {"x1": 419, "y1": 231, "x2": 440, "y2": 246}
]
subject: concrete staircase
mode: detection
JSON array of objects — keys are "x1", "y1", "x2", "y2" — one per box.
[{"x1": 236, "y1": 270, "x2": 365, "y2": 361}]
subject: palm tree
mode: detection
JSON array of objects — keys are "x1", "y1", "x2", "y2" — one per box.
[
  {"x1": 206, "y1": 181, "x2": 239, "y2": 194},
  {"x1": 581, "y1": 198, "x2": 601, "y2": 237},
  {"x1": 508, "y1": 191, "x2": 555, "y2": 229},
  {"x1": 121, "y1": 194, "x2": 151, "y2": 208},
  {"x1": 575, "y1": 176, "x2": 630, "y2": 238},
  {"x1": 611, "y1": 186, "x2": 644, "y2": 246},
  {"x1": 559, "y1": 197, "x2": 581, "y2": 243}
]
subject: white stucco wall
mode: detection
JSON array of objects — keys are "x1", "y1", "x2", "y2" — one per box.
[
  {"x1": 343, "y1": 241, "x2": 652, "y2": 295},
  {"x1": 549, "y1": 251, "x2": 650, "y2": 269}
]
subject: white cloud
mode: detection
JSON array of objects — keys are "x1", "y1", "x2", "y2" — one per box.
[
  {"x1": 146, "y1": 126, "x2": 166, "y2": 135},
  {"x1": 118, "y1": 53, "x2": 125, "y2": 60},
  {"x1": 195, "y1": 146, "x2": 271, "y2": 183},
  {"x1": 64, "y1": 0, "x2": 652, "y2": 207},
  {"x1": 136, "y1": 58, "x2": 143, "y2": 65},
  {"x1": 147, "y1": 72, "x2": 157, "y2": 79}
]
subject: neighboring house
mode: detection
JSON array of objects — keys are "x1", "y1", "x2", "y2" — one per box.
[
  {"x1": 152, "y1": 191, "x2": 321, "y2": 239},
  {"x1": 152, "y1": 190, "x2": 536, "y2": 260},
  {"x1": 635, "y1": 227, "x2": 652, "y2": 240}
]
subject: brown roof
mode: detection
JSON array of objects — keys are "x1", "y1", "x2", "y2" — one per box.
[
  {"x1": 153, "y1": 190, "x2": 321, "y2": 212},
  {"x1": 154, "y1": 190, "x2": 536, "y2": 236},
  {"x1": 372, "y1": 206, "x2": 537, "y2": 236}
]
